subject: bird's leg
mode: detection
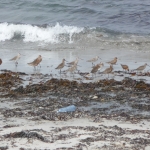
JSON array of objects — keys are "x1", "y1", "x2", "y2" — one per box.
[
  {"x1": 15, "y1": 61, "x2": 18, "y2": 67},
  {"x1": 92, "y1": 73, "x2": 94, "y2": 79},
  {"x1": 34, "y1": 66, "x2": 36, "y2": 70}
]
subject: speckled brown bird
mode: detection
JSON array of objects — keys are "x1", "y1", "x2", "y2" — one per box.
[
  {"x1": 102, "y1": 65, "x2": 113, "y2": 78},
  {"x1": 134, "y1": 63, "x2": 150, "y2": 72},
  {"x1": 10, "y1": 53, "x2": 21, "y2": 67},
  {"x1": 28, "y1": 55, "x2": 42, "y2": 69},
  {"x1": 67, "y1": 57, "x2": 80, "y2": 66},
  {"x1": 87, "y1": 56, "x2": 100, "y2": 65},
  {"x1": 0, "y1": 58, "x2": 2, "y2": 65},
  {"x1": 121, "y1": 64, "x2": 129, "y2": 72},
  {"x1": 65, "y1": 64, "x2": 78, "y2": 78},
  {"x1": 55, "y1": 59, "x2": 66, "y2": 73},
  {"x1": 91, "y1": 63, "x2": 104, "y2": 78},
  {"x1": 107, "y1": 57, "x2": 117, "y2": 65}
]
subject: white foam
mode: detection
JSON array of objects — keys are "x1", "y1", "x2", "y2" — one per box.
[{"x1": 0, "y1": 22, "x2": 83, "y2": 43}]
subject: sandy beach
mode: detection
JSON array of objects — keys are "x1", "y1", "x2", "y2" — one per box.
[{"x1": 0, "y1": 47, "x2": 150, "y2": 150}]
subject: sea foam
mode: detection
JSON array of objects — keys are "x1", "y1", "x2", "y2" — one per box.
[{"x1": 0, "y1": 22, "x2": 83, "y2": 43}]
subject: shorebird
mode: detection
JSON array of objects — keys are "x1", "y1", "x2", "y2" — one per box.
[
  {"x1": 87, "y1": 56, "x2": 100, "y2": 66},
  {"x1": 9, "y1": 53, "x2": 21, "y2": 67},
  {"x1": 65, "y1": 64, "x2": 78, "y2": 77},
  {"x1": 121, "y1": 64, "x2": 129, "y2": 72},
  {"x1": 0, "y1": 58, "x2": 2, "y2": 65},
  {"x1": 95, "y1": 62, "x2": 104, "y2": 71},
  {"x1": 67, "y1": 57, "x2": 82, "y2": 66},
  {"x1": 27, "y1": 55, "x2": 42, "y2": 69},
  {"x1": 91, "y1": 63, "x2": 104, "y2": 78},
  {"x1": 102, "y1": 65, "x2": 113, "y2": 78},
  {"x1": 55, "y1": 59, "x2": 66, "y2": 73},
  {"x1": 133, "y1": 63, "x2": 150, "y2": 72},
  {"x1": 107, "y1": 57, "x2": 117, "y2": 65}
]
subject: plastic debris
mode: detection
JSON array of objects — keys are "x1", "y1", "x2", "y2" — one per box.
[{"x1": 57, "y1": 105, "x2": 76, "y2": 113}]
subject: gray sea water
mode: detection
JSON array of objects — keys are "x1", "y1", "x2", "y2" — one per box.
[
  {"x1": 1, "y1": 0, "x2": 150, "y2": 34},
  {"x1": 0, "y1": 0, "x2": 150, "y2": 74}
]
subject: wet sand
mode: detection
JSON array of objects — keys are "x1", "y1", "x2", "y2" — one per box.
[
  {"x1": 0, "y1": 48, "x2": 150, "y2": 149},
  {"x1": 1, "y1": 47, "x2": 150, "y2": 75}
]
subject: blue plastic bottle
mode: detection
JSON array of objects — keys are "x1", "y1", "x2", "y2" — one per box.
[{"x1": 57, "y1": 105, "x2": 76, "y2": 113}]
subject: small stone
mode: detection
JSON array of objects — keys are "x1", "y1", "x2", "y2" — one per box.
[{"x1": 92, "y1": 95, "x2": 98, "y2": 99}]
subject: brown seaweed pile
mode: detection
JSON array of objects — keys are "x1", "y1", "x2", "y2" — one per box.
[{"x1": 1, "y1": 71, "x2": 150, "y2": 120}]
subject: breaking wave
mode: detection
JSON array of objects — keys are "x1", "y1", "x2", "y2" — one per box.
[{"x1": 0, "y1": 22, "x2": 83, "y2": 43}]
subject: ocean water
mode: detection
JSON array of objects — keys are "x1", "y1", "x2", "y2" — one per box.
[{"x1": 0, "y1": 0, "x2": 150, "y2": 74}]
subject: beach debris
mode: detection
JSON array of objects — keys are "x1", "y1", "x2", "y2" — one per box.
[
  {"x1": 57, "y1": 105, "x2": 76, "y2": 113},
  {"x1": 1, "y1": 70, "x2": 150, "y2": 149},
  {"x1": 92, "y1": 95, "x2": 98, "y2": 99},
  {"x1": 0, "y1": 146, "x2": 8, "y2": 150},
  {"x1": 4, "y1": 130, "x2": 49, "y2": 143}
]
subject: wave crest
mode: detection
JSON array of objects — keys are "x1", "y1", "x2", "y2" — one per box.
[{"x1": 0, "y1": 22, "x2": 83, "y2": 43}]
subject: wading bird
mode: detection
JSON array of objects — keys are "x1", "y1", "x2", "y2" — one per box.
[
  {"x1": 107, "y1": 57, "x2": 117, "y2": 65},
  {"x1": 55, "y1": 59, "x2": 66, "y2": 73},
  {"x1": 27, "y1": 55, "x2": 42, "y2": 69},
  {"x1": 87, "y1": 56, "x2": 100, "y2": 66},
  {"x1": 91, "y1": 63, "x2": 104, "y2": 78},
  {"x1": 102, "y1": 65, "x2": 113, "y2": 78},
  {"x1": 133, "y1": 63, "x2": 150, "y2": 73},
  {"x1": 67, "y1": 57, "x2": 82, "y2": 66},
  {"x1": 10, "y1": 53, "x2": 21, "y2": 67},
  {"x1": 121, "y1": 64, "x2": 129, "y2": 72},
  {"x1": 65, "y1": 64, "x2": 78, "y2": 77}
]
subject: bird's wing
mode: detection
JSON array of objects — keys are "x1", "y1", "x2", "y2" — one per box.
[
  {"x1": 87, "y1": 58, "x2": 94, "y2": 62},
  {"x1": 102, "y1": 68, "x2": 110, "y2": 73},
  {"x1": 10, "y1": 56, "x2": 17, "y2": 61},
  {"x1": 67, "y1": 61, "x2": 74, "y2": 65},
  {"x1": 107, "y1": 59, "x2": 113, "y2": 64},
  {"x1": 55, "y1": 63, "x2": 62, "y2": 69},
  {"x1": 27, "y1": 57, "x2": 38, "y2": 65}
]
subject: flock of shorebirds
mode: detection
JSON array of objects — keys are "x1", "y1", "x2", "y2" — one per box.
[{"x1": 0, "y1": 53, "x2": 150, "y2": 78}]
